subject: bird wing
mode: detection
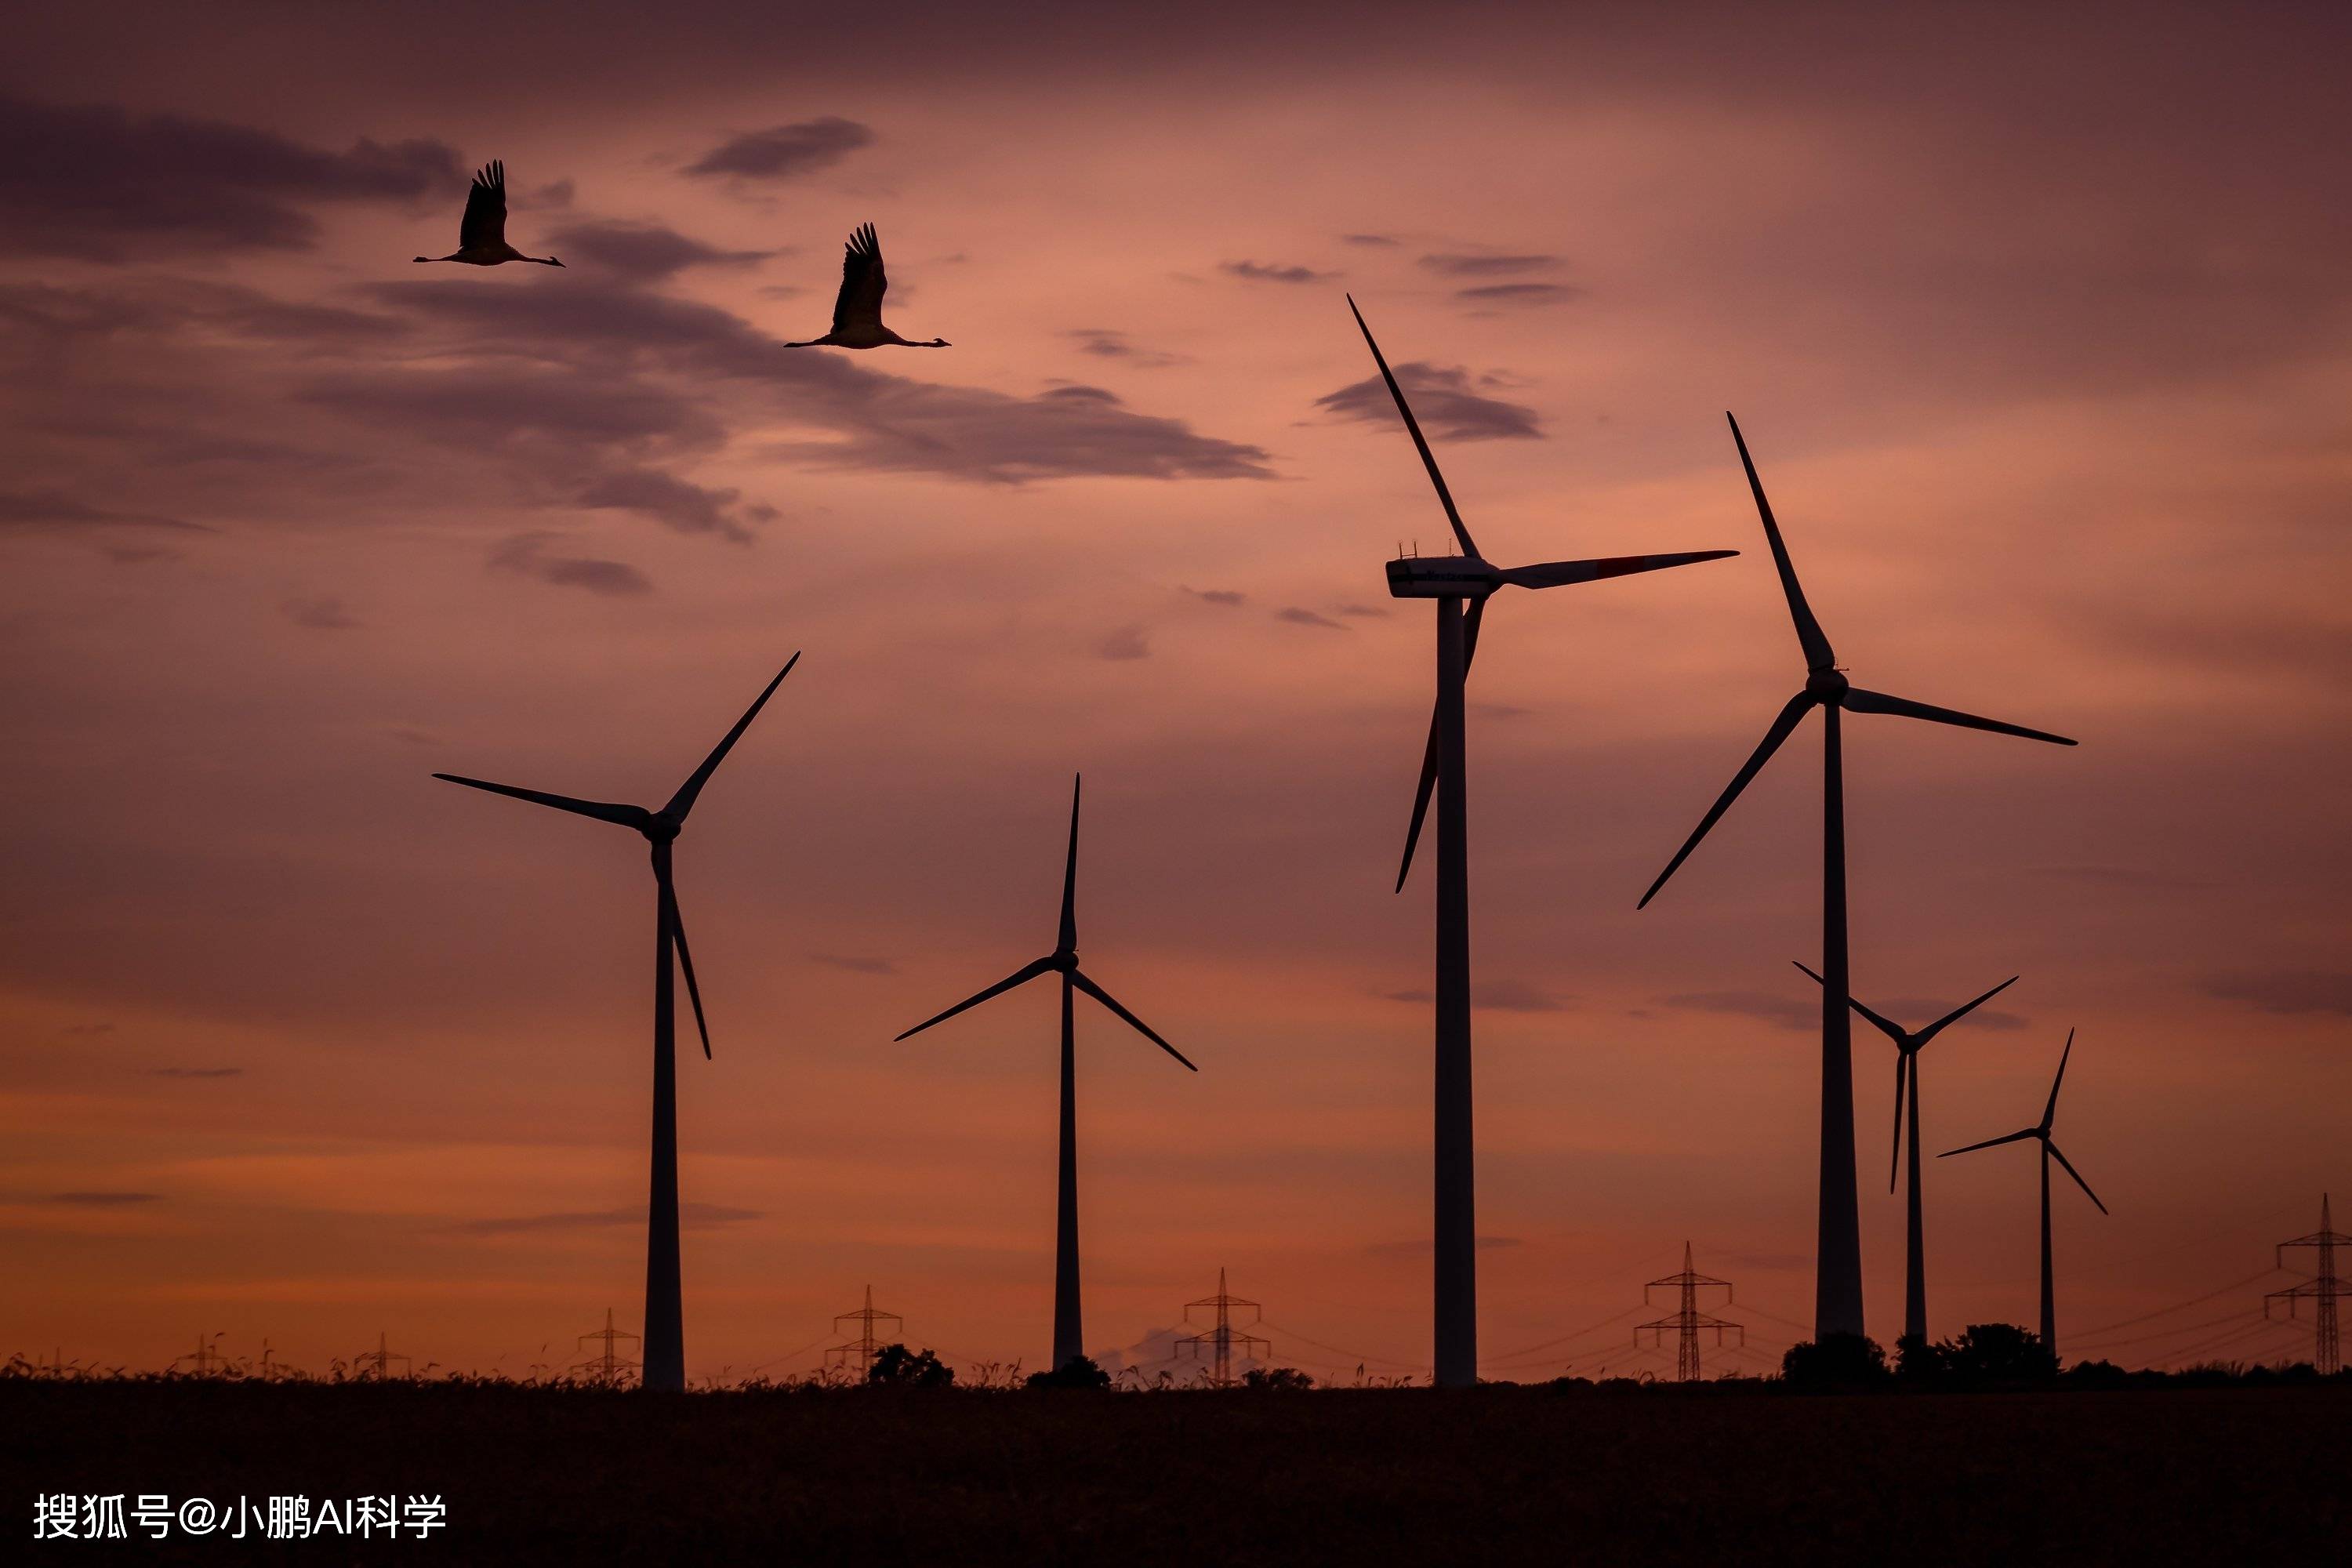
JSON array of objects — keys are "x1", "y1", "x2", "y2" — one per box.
[
  {"x1": 833, "y1": 223, "x2": 888, "y2": 334},
  {"x1": 459, "y1": 161, "x2": 507, "y2": 251}
]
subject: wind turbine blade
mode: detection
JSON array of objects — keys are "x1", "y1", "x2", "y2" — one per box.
[
  {"x1": 892, "y1": 956, "x2": 1056, "y2": 1041},
  {"x1": 2042, "y1": 1027, "x2": 2074, "y2": 1129},
  {"x1": 1495, "y1": 550, "x2": 1737, "y2": 590},
  {"x1": 1916, "y1": 975, "x2": 2020, "y2": 1046},
  {"x1": 1345, "y1": 295, "x2": 1477, "y2": 558},
  {"x1": 1396, "y1": 600, "x2": 1483, "y2": 892},
  {"x1": 1726, "y1": 413, "x2": 1835, "y2": 673},
  {"x1": 662, "y1": 653, "x2": 800, "y2": 822},
  {"x1": 1790, "y1": 960, "x2": 1909, "y2": 1046},
  {"x1": 433, "y1": 774, "x2": 649, "y2": 829},
  {"x1": 1890, "y1": 1052, "x2": 1907, "y2": 1194},
  {"x1": 1939, "y1": 1128, "x2": 2038, "y2": 1158},
  {"x1": 1059, "y1": 774, "x2": 1080, "y2": 953},
  {"x1": 1070, "y1": 968, "x2": 1196, "y2": 1071},
  {"x1": 1636, "y1": 691, "x2": 1816, "y2": 908},
  {"x1": 664, "y1": 880, "x2": 712, "y2": 1060},
  {"x1": 2047, "y1": 1141, "x2": 2108, "y2": 1214},
  {"x1": 1842, "y1": 687, "x2": 2076, "y2": 746}
]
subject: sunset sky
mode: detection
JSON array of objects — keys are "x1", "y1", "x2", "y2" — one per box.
[{"x1": 4, "y1": 2, "x2": 2347, "y2": 1382}]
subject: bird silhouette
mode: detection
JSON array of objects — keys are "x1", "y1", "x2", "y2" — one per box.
[
  {"x1": 785, "y1": 223, "x2": 948, "y2": 348},
  {"x1": 413, "y1": 161, "x2": 563, "y2": 267}
]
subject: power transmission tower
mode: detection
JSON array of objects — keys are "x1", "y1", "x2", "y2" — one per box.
[
  {"x1": 352, "y1": 1330, "x2": 411, "y2": 1381},
  {"x1": 1635, "y1": 1243, "x2": 1743, "y2": 1381},
  {"x1": 2265, "y1": 1192, "x2": 2345, "y2": 1375},
  {"x1": 172, "y1": 1331, "x2": 229, "y2": 1377},
  {"x1": 825, "y1": 1285, "x2": 902, "y2": 1380},
  {"x1": 575, "y1": 1308, "x2": 642, "y2": 1384},
  {"x1": 254, "y1": 1337, "x2": 301, "y2": 1382},
  {"x1": 1176, "y1": 1267, "x2": 1269, "y2": 1388}
]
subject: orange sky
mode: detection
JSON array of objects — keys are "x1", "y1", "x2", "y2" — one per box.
[{"x1": 2, "y1": 2, "x2": 2347, "y2": 1382}]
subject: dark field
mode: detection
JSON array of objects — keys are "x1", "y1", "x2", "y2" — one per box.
[{"x1": 7, "y1": 1380, "x2": 2346, "y2": 1564}]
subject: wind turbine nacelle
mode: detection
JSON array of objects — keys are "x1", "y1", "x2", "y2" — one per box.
[{"x1": 1385, "y1": 556, "x2": 1498, "y2": 599}]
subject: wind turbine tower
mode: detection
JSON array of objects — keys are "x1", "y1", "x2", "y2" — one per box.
[
  {"x1": 1345, "y1": 297, "x2": 1737, "y2": 1387},
  {"x1": 1642, "y1": 416, "x2": 2075, "y2": 1341},
  {"x1": 1941, "y1": 1029, "x2": 2108, "y2": 1359},
  {"x1": 894, "y1": 775, "x2": 1194, "y2": 1374},
  {"x1": 435, "y1": 657, "x2": 799, "y2": 1390}
]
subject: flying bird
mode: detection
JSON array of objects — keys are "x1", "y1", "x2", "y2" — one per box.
[
  {"x1": 786, "y1": 223, "x2": 948, "y2": 348},
  {"x1": 412, "y1": 161, "x2": 564, "y2": 267}
]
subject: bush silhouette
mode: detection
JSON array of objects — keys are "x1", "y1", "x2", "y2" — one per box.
[
  {"x1": 867, "y1": 1344, "x2": 954, "y2": 1388},
  {"x1": 1780, "y1": 1333, "x2": 1890, "y2": 1388},
  {"x1": 1943, "y1": 1323, "x2": 2057, "y2": 1384},
  {"x1": 1025, "y1": 1355, "x2": 1111, "y2": 1390},
  {"x1": 1241, "y1": 1366, "x2": 1314, "y2": 1391}
]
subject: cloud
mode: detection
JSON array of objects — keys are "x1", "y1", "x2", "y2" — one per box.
[
  {"x1": 282, "y1": 597, "x2": 359, "y2": 630},
  {"x1": 48, "y1": 1192, "x2": 162, "y2": 1207},
  {"x1": 1094, "y1": 626, "x2": 1150, "y2": 661},
  {"x1": 2204, "y1": 971, "x2": 2352, "y2": 1017},
  {"x1": 143, "y1": 1066, "x2": 244, "y2": 1079},
  {"x1": 812, "y1": 953, "x2": 895, "y2": 975},
  {"x1": 2031, "y1": 864, "x2": 2217, "y2": 891},
  {"x1": 63, "y1": 1023, "x2": 116, "y2": 1036},
  {"x1": 1335, "y1": 603, "x2": 1390, "y2": 619},
  {"x1": 0, "y1": 90, "x2": 460, "y2": 260},
  {"x1": 684, "y1": 117, "x2": 874, "y2": 180},
  {"x1": 1664, "y1": 989, "x2": 1819, "y2": 1031},
  {"x1": 1341, "y1": 234, "x2": 1401, "y2": 247},
  {"x1": 576, "y1": 469, "x2": 770, "y2": 541},
  {"x1": 362, "y1": 278, "x2": 1274, "y2": 484},
  {"x1": 1418, "y1": 252, "x2": 1562, "y2": 277},
  {"x1": 1383, "y1": 982, "x2": 1565, "y2": 1012},
  {"x1": 1221, "y1": 260, "x2": 1335, "y2": 285},
  {"x1": 1067, "y1": 328, "x2": 1184, "y2": 368},
  {"x1": 1456, "y1": 282, "x2": 1584, "y2": 307},
  {"x1": 546, "y1": 220, "x2": 777, "y2": 284},
  {"x1": 1181, "y1": 586, "x2": 1247, "y2": 607},
  {"x1": 0, "y1": 488, "x2": 208, "y2": 533},
  {"x1": 486, "y1": 532, "x2": 653, "y2": 597},
  {"x1": 1316, "y1": 362, "x2": 1543, "y2": 441},
  {"x1": 1276, "y1": 607, "x2": 1349, "y2": 631},
  {"x1": 1366, "y1": 1235, "x2": 1523, "y2": 1257},
  {"x1": 453, "y1": 1203, "x2": 763, "y2": 1236}
]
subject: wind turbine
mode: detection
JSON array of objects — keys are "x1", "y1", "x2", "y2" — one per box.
[
  {"x1": 893, "y1": 775, "x2": 1193, "y2": 1374},
  {"x1": 434, "y1": 655, "x2": 797, "y2": 1392},
  {"x1": 1638, "y1": 415, "x2": 2075, "y2": 1341},
  {"x1": 1941, "y1": 1029, "x2": 2108, "y2": 1361},
  {"x1": 1345, "y1": 296, "x2": 1739, "y2": 1388},
  {"x1": 1795, "y1": 961, "x2": 2017, "y2": 1345}
]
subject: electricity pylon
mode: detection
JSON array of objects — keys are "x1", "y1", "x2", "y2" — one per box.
[
  {"x1": 352, "y1": 1330, "x2": 412, "y2": 1381},
  {"x1": 172, "y1": 1331, "x2": 229, "y2": 1377},
  {"x1": 826, "y1": 1285, "x2": 902, "y2": 1380},
  {"x1": 2266, "y1": 1193, "x2": 2344, "y2": 1375},
  {"x1": 576, "y1": 1308, "x2": 642, "y2": 1384},
  {"x1": 1176, "y1": 1267, "x2": 1270, "y2": 1387},
  {"x1": 1635, "y1": 1243, "x2": 1743, "y2": 1381}
]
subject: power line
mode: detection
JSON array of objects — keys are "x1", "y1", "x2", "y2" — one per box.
[{"x1": 2068, "y1": 1265, "x2": 2286, "y2": 1340}]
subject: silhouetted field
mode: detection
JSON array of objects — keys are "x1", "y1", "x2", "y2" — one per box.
[{"x1": 7, "y1": 1379, "x2": 2344, "y2": 1563}]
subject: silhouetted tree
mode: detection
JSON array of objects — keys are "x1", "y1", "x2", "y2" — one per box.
[
  {"x1": 867, "y1": 1344, "x2": 954, "y2": 1388},
  {"x1": 1024, "y1": 1355, "x2": 1111, "y2": 1390},
  {"x1": 1896, "y1": 1332, "x2": 1949, "y2": 1385},
  {"x1": 1943, "y1": 1323, "x2": 2056, "y2": 1384},
  {"x1": 1241, "y1": 1367, "x2": 1314, "y2": 1391},
  {"x1": 2063, "y1": 1357, "x2": 2129, "y2": 1388},
  {"x1": 1780, "y1": 1332, "x2": 1890, "y2": 1388}
]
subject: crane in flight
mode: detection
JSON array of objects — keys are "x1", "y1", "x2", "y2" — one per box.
[{"x1": 786, "y1": 223, "x2": 949, "y2": 348}]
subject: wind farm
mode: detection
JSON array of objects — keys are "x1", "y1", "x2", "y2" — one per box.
[{"x1": 5, "y1": 4, "x2": 2350, "y2": 1560}]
